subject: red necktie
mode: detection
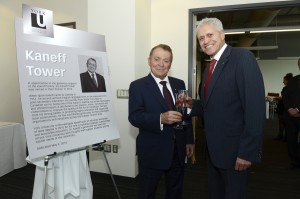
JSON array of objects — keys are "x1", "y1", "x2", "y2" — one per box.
[
  {"x1": 160, "y1": 81, "x2": 174, "y2": 110},
  {"x1": 204, "y1": 59, "x2": 216, "y2": 99}
]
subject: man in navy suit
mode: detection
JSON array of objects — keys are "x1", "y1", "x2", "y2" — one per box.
[
  {"x1": 128, "y1": 44, "x2": 194, "y2": 199},
  {"x1": 186, "y1": 18, "x2": 265, "y2": 199},
  {"x1": 80, "y1": 58, "x2": 106, "y2": 92},
  {"x1": 283, "y1": 58, "x2": 300, "y2": 169}
]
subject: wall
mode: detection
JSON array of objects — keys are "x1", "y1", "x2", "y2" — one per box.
[
  {"x1": 258, "y1": 59, "x2": 299, "y2": 95},
  {"x1": 87, "y1": 0, "x2": 151, "y2": 178},
  {"x1": 0, "y1": 0, "x2": 87, "y2": 123}
]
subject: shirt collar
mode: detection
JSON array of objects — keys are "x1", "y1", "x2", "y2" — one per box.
[
  {"x1": 212, "y1": 43, "x2": 227, "y2": 61},
  {"x1": 150, "y1": 72, "x2": 170, "y2": 85},
  {"x1": 88, "y1": 71, "x2": 95, "y2": 76}
]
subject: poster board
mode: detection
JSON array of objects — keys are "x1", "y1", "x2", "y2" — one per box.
[{"x1": 15, "y1": 5, "x2": 120, "y2": 160}]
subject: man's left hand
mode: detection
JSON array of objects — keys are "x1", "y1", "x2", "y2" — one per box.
[
  {"x1": 235, "y1": 157, "x2": 252, "y2": 171},
  {"x1": 288, "y1": 108, "x2": 300, "y2": 117},
  {"x1": 186, "y1": 144, "x2": 195, "y2": 158}
]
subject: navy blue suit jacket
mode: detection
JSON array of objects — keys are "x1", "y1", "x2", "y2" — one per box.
[
  {"x1": 283, "y1": 74, "x2": 300, "y2": 111},
  {"x1": 191, "y1": 45, "x2": 265, "y2": 169},
  {"x1": 80, "y1": 71, "x2": 106, "y2": 92},
  {"x1": 128, "y1": 74, "x2": 194, "y2": 170}
]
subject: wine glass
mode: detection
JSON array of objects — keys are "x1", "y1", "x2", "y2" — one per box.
[{"x1": 174, "y1": 90, "x2": 188, "y2": 129}]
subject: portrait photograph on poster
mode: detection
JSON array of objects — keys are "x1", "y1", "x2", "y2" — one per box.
[{"x1": 78, "y1": 55, "x2": 107, "y2": 93}]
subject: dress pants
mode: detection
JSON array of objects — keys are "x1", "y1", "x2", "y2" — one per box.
[
  {"x1": 207, "y1": 153, "x2": 249, "y2": 199},
  {"x1": 285, "y1": 116, "x2": 300, "y2": 167},
  {"x1": 137, "y1": 146, "x2": 184, "y2": 199}
]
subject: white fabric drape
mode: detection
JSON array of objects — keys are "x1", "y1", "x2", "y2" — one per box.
[
  {"x1": 0, "y1": 122, "x2": 27, "y2": 177},
  {"x1": 30, "y1": 149, "x2": 93, "y2": 199}
]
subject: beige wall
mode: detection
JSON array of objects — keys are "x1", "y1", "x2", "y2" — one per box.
[{"x1": 87, "y1": 0, "x2": 142, "y2": 178}]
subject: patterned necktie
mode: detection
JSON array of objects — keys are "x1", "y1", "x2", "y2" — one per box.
[
  {"x1": 204, "y1": 59, "x2": 217, "y2": 99},
  {"x1": 91, "y1": 73, "x2": 97, "y2": 87},
  {"x1": 160, "y1": 81, "x2": 174, "y2": 110}
]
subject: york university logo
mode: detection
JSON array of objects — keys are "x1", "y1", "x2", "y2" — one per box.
[
  {"x1": 31, "y1": 11, "x2": 46, "y2": 29},
  {"x1": 22, "y1": 4, "x2": 54, "y2": 37}
]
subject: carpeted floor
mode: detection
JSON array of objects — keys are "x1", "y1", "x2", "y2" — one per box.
[{"x1": 0, "y1": 117, "x2": 300, "y2": 199}]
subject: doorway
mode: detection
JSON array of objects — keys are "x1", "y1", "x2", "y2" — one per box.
[{"x1": 188, "y1": 1, "x2": 300, "y2": 98}]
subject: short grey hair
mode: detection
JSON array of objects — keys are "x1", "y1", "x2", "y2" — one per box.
[{"x1": 197, "y1": 17, "x2": 224, "y2": 32}]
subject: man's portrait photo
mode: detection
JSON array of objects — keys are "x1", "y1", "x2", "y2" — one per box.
[{"x1": 79, "y1": 57, "x2": 106, "y2": 92}]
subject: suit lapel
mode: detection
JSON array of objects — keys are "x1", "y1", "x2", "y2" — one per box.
[
  {"x1": 169, "y1": 78, "x2": 179, "y2": 101},
  {"x1": 205, "y1": 46, "x2": 231, "y2": 105}
]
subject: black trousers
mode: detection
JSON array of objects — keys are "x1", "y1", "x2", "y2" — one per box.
[
  {"x1": 285, "y1": 116, "x2": 300, "y2": 166},
  {"x1": 207, "y1": 153, "x2": 249, "y2": 199},
  {"x1": 137, "y1": 147, "x2": 184, "y2": 199}
]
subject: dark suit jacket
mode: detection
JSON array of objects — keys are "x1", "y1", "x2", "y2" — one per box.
[
  {"x1": 191, "y1": 45, "x2": 265, "y2": 169},
  {"x1": 80, "y1": 71, "x2": 106, "y2": 92},
  {"x1": 128, "y1": 74, "x2": 194, "y2": 170},
  {"x1": 283, "y1": 74, "x2": 300, "y2": 111}
]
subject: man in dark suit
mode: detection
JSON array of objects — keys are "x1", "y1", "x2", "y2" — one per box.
[
  {"x1": 80, "y1": 58, "x2": 106, "y2": 92},
  {"x1": 274, "y1": 73, "x2": 293, "y2": 141},
  {"x1": 283, "y1": 58, "x2": 300, "y2": 169},
  {"x1": 128, "y1": 44, "x2": 194, "y2": 199},
  {"x1": 186, "y1": 18, "x2": 265, "y2": 199}
]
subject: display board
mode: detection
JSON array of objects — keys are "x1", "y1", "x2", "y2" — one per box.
[{"x1": 15, "y1": 5, "x2": 120, "y2": 160}]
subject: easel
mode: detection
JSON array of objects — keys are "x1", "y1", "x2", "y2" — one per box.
[
  {"x1": 43, "y1": 152, "x2": 56, "y2": 199},
  {"x1": 42, "y1": 147, "x2": 86, "y2": 199},
  {"x1": 91, "y1": 140, "x2": 122, "y2": 199},
  {"x1": 42, "y1": 141, "x2": 121, "y2": 199}
]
